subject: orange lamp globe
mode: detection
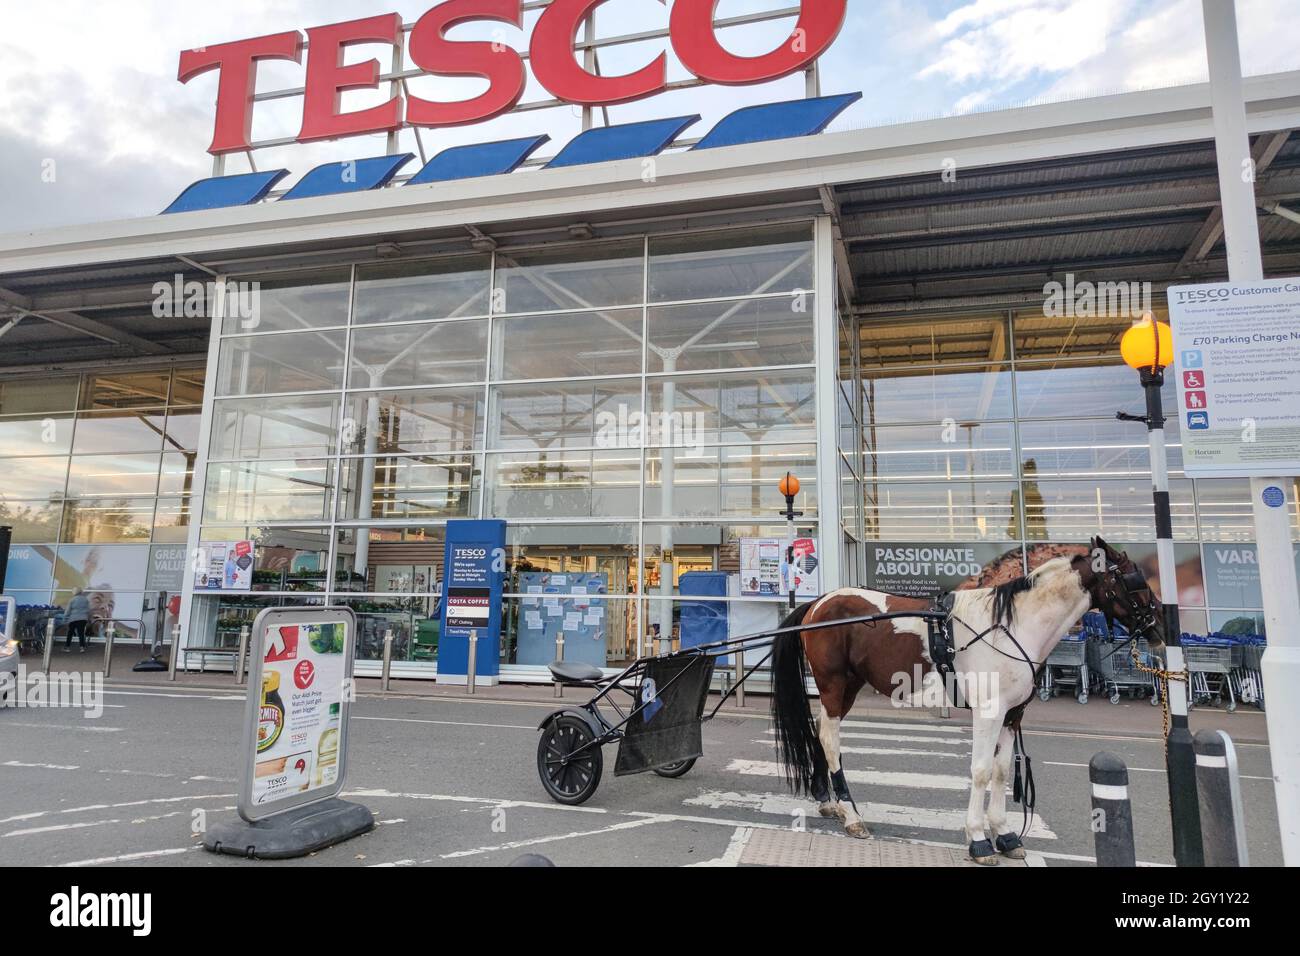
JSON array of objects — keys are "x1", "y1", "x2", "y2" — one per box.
[
  {"x1": 778, "y1": 473, "x2": 800, "y2": 498},
  {"x1": 1120, "y1": 313, "x2": 1174, "y2": 371}
]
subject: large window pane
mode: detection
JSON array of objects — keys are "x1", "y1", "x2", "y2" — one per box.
[
  {"x1": 353, "y1": 256, "x2": 491, "y2": 325},
  {"x1": 1197, "y1": 478, "x2": 1300, "y2": 542},
  {"x1": 486, "y1": 450, "x2": 640, "y2": 518},
  {"x1": 60, "y1": 498, "x2": 155, "y2": 543},
  {"x1": 158, "y1": 453, "x2": 196, "y2": 496},
  {"x1": 648, "y1": 225, "x2": 813, "y2": 303},
  {"x1": 1014, "y1": 307, "x2": 1161, "y2": 362},
  {"x1": 1018, "y1": 419, "x2": 1152, "y2": 479},
  {"x1": 864, "y1": 422, "x2": 1016, "y2": 481},
  {"x1": 859, "y1": 314, "x2": 1011, "y2": 369},
  {"x1": 493, "y1": 309, "x2": 642, "y2": 380},
  {"x1": 66, "y1": 454, "x2": 160, "y2": 497},
  {"x1": 1015, "y1": 360, "x2": 1175, "y2": 420},
  {"x1": 863, "y1": 364, "x2": 1012, "y2": 426},
  {"x1": 647, "y1": 370, "x2": 816, "y2": 445},
  {"x1": 337, "y1": 455, "x2": 480, "y2": 521},
  {"x1": 170, "y1": 368, "x2": 207, "y2": 406},
  {"x1": 496, "y1": 242, "x2": 644, "y2": 315},
  {"x1": 0, "y1": 413, "x2": 74, "y2": 457},
  {"x1": 221, "y1": 269, "x2": 351, "y2": 335},
  {"x1": 163, "y1": 407, "x2": 202, "y2": 451},
  {"x1": 489, "y1": 380, "x2": 640, "y2": 450},
  {"x1": 71, "y1": 409, "x2": 166, "y2": 455},
  {"x1": 211, "y1": 395, "x2": 340, "y2": 460},
  {"x1": 216, "y1": 330, "x2": 346, "y2": 396},
  {"x1": 0, "y1": 377, "x2": 79, "y2": 415},
  {"x1": 202, "y1": 460, "x2": 334, "y2": 524},
  {"x1": 864, "y1": 481, "x2": 1021, "y2": 541},
  {"x1": 80, "y1": 371, "x2": 171, "y2": 410},
  {"x1": 644, "y1": 444, "x2": 818, "y2": 518},
  {"x1": 0, "y1": 501, "x2": 62, "y2": 542},
  {"x1": 7, "y1": 456, "x2": 69, "y2": 498},
  {"x1": 647, "y1": 296, "x2": 814, "y2": 373},
  {"x1": 52, "y1": 544, "x2": 148, "y2": 593},
  {"x1": 152, "y1": 497, "x2": 192, "y2": 543},
  {"x1": 344, "y1": 388, "x2": 483, "y2": 455},
  {"x1": 1021, "y1": 479, "x2": 1197, "y2": 541},
  {"x1": 348, "y1": 319, "x2": 487, "y2": 388}
]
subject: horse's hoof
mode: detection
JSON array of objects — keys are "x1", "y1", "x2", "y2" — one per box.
[
  {"x1": 995, "y1": 833, "x2": 1026, "y2": 859},
  {"x1": 844, "y1": 822, "x2": 872, "y2": 840},
  {"x1": 818, "y1": 803, "x2": 845, "y2": 821},
  {"x1": 969, "y1": 839, "x2": 998, "y2": 865}
]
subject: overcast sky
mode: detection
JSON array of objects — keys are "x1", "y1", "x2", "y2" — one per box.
[{"x1": 1, "y1": 0, "x2": 1297, "y2": 234}]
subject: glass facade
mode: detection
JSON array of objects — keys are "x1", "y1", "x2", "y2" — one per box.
[
  {"x1": 854, "y1": 309, "x2": 1300, "y2": 637},
  {"x1": 0, "y1": 367, "x2": 204, "y2": 641},
  {"x1": 186, "y1": 224, "x2": 824, "y2": 670}
]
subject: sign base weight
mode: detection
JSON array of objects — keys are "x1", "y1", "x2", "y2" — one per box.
[{"x1": 203, "y1": 798, "x2": 374, "y2": 860}]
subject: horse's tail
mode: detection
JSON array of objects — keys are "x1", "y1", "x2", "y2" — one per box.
[{"x1": 769, "y1": 602, "x2": 825, "y2": 796}]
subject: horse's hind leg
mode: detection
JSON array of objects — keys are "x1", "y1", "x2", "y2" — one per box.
[
  {"x1": 986, "y1": 724, "x2": 1026, "y2": 859},
  {"x1": 818, "y1": 702, "x2": 870, "y2": 839},
  {"x1": 813, "y1": 703, "x2": 842, "y2": 821}
]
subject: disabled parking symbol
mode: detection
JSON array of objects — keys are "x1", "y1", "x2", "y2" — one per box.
[
  {"x1": 1187, "y1": 411, "x2": 1210, "y2": 430},
  {"x1": 1183, "y1": 370, "x2": 1205, "y2": 389}
]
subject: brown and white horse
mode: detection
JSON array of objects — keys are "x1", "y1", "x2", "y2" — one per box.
[{"x1": 769, "y1": 537, "x2": 1163, "y2": 864}]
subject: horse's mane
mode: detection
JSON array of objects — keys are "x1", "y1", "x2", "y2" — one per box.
[{"x1": 983, "y1": 556, "x2": 1075, "y2": 626}]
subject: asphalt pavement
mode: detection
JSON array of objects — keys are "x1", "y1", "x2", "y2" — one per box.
[{"x1": 0, "y1": 672, "x2": 1280, "y2": 867}]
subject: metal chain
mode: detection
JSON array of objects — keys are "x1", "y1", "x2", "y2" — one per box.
[{"x1": 1129, "y1": 641, "x2": 1189, "y2": 739}]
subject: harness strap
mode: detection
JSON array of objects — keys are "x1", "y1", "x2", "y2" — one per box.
[{"x1": 1012, "y1": 724, "x2": 1036, "y2": 839}]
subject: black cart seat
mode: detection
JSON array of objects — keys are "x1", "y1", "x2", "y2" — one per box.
[{"x1": 549, "y1": 660, "x2": 604, "y2": 684}]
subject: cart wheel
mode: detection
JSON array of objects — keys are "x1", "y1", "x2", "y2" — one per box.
[
  {"x1": 653, "y1": 758, "x2": 697, "y2": 779},
  {"x1": 1226, "y1": 701, "x2": 1237, "y2": 714},
  {"x1": 1109, "y1": 691, "x2": 1121, "y2": 705},
  {"x1": 1038, "y1": 688, "x2": 1051, "y2": 703},
  {"x1": 1077, "y1": 692, "x2": 1089, "y2": 705},
  {"x1": 1150, "y1": 693, "x2": 1161, "y2": 706},
  {"x1": 537, "y1": 715, "x2": 603, "y2": 805},
  {"x1": 1052, "y1": 688, "x2": 1061, "y2": 698}
]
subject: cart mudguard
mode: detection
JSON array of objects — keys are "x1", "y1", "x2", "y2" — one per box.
[{"x1": 538, "y1": 707, "x2": 604, "y2": 738}]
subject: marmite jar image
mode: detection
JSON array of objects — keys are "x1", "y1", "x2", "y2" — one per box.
[{"x1": 257, "y1": 671, "x2": 285, "y2": 754}]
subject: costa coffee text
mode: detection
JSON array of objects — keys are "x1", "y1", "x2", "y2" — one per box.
[{"x1": 179, "y1": 0, "x2": 847, "y2": 154}]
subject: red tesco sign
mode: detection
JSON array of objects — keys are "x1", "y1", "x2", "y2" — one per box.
[{"x1": 179, "y1": 0, "x2": 847, "y2": 155}]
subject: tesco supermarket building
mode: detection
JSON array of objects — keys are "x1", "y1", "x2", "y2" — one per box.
[{"x1": 2, "y1": 2, "x2": 1300, "y2": 682}]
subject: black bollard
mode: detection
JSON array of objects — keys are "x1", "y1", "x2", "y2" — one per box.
[
  {"x1": 1194, "y1": 729, "x2": 1249, "y2": 867},
  {"x1": 1090, "y1": 751, "x2": 1136, "y2": 867}
]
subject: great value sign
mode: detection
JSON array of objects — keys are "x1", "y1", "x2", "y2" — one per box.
[
  {"x1": 179, "y1": 0, "x2": 847, "y2": 154},
  {"x1": 1168, "y1": 278, "x2": 1300, "y2": 477}
]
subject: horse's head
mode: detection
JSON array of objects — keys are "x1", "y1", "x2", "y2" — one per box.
[{"x1": 1082, "y1": 537, "x2": 1165, "y2": 650}]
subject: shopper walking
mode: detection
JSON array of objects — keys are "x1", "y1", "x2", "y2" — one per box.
[{"x1": 64, "y1": 588, "x2": 90, "y2": 652}]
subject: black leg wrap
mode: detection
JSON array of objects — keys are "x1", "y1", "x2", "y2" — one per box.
[
  {"x1": 995, "y1": 833, "x2": 1024, "y2": 854},
  {"x1": 830, "y1": 768, "x2": 854, "y2": 806},
  {"x1": 969, "y1": 838, "x2": 996, "y2": 860},
  {"x1": 812, "y1": 774, "x2": 831, "y2": 804}
]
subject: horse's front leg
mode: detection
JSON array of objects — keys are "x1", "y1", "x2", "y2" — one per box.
[
  {"x1": 816, "y1": 703, "x2": 870, "y2": 839},
  {"x1": 985, "y1": 724, "x2": 1026, "y2": 859},
  {"x1": 966, "y1": 714, "x2": 1001, "y2": 864}
]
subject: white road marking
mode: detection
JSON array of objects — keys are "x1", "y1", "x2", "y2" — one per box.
[
  {"x1": 755, "y1": 738, "x2": 967, "y2": 759},
  {"x1": 351, "y1": 715, "x2": 535, "y2": 731},
  {"x1": 57, "y1": 846, "x2": 200, "y2": 867},
  {"x1": 5, "y1": 819, "x2": 122, "y2": 838},
  {"x1": 343, "y1": 788, "x2": 608, "y2": 814},
  {"x1": 762, "y1": 728, "x2": 969, "y2": 746},
  {"x1": 1044, "y1": 760, "x2": 1273, "y2": 782},
  {"x1": 688, "y1": 826, "x2": 753, "y2": 867},
  {"x1": 440, "y1": 818, "x2": 662, "y2": 859},
  {"x1": 101, "y1": 690, "x2": 244, "y2": 701},
  {"x1": 3, "y1": 760, "x2": 79, "y2": 771},
  {"x1": 4, "y1": 722, "x2": 121, "y2": 733},
  {"x1": 840, "y1": 719, "x2": 966, "y2": 735},
  {"x1": 684, "y1": 790, "x2": 1056, "y2": 839},
  {"x1": 727, "y1": 758, "x2": 972, "y2": 791},
  {"x1": 0, "y1": 794, "x2": 236, "y2": 825},
  {"x1": 370, "y1": 859, "x2": 418, "y2": 868}
]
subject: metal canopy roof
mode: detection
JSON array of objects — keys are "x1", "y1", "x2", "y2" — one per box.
[{"x1": 3, "y1": 71, "x2": 1300, "y2": 373}]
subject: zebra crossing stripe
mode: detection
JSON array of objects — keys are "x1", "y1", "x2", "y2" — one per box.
[
  {"x1": 839, "y1": 719, "x2": 966, "y2": 735},
  {"x1": 762, "y1": 728, "x2": 969, "y2": 747},
  {"x1": 727, "y1": 758, "x2": 971, "y2": 791},
  {"x1": 754, "y1": 740, "x2": 968, "y2": 759},
  {"x1": 685, "y1": 789, "x2": 1057, "y2": 840}
]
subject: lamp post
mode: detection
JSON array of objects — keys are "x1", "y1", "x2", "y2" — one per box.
[
  {"x1": 778, "y1": 473, "x2": 803, "y2": 610},
  {"x1": 1118, "y1": 312, "x2": 1204, "y2": 867}
]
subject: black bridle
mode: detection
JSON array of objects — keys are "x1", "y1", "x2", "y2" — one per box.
[{"x1": 1092, "y1": 559, "x2": 1161, "y2": 641}]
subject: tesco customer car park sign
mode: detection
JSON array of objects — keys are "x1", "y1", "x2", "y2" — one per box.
[{"x1": 179, "y1": 0, "x2": 848, "y2": 154}]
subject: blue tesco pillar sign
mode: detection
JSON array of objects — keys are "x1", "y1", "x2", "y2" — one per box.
[{"x1": 439, "y1": 520, "x2": 506, "y2": 686}]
